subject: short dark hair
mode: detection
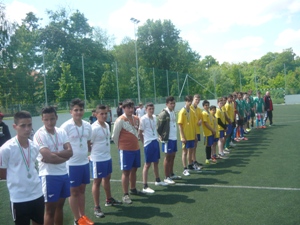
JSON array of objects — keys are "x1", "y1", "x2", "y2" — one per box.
[
  {"x1": 96, "y1": 104, "x2": 106, "y2": 111},
  {"x1": 166, "y1": 96, "x2": 175, "y2": 104},
  {"x1": 122, "y1": 99, "x2": 134, "y2": 108},
  {"x1": 70, "y1": 98, "x2": 84, "y2": 109},
  {"x1": 185, "y1": 95, "x2": 193, "y2": 102},
  {"x1": 209, "y1": 105, "x2": 216, "y2": 111},
  {"x1": 202, "y1": 100, "x2": 210, "y2": 106},
  {"x1": 218, "y1": 98, "x2": 223, "y2": 103},
  {"x1": 14, "y1": 111, "x2": 31, "y2": 124},
  {"x1": 228, "y1": 94, "x2": 233, "y2": 98},
  {"x1": 92, "y1": 109, "x2": 96, "y2": 113},
  {"x1": 145, "y1": 102, "x2": 154, "y2": 109},
  {"x1": 41, "y1": 106, "x2": 57, "y2": 116}
]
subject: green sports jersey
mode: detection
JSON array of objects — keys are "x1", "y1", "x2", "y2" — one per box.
[
  {"x1": 254, "y1": 97, "x2": 264, "y2": 113},
  {"x1": 235, "y1": 99, "x2": 245, "y2": 117},
  {"x1": 244, "y1": 101, "x2": 251, "y2": 114},
  {"x1": 248, "y1": 96, "x2": 255, "y2": 108}
]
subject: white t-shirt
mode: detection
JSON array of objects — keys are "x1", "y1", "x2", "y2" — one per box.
[
  {"x1": 90, "y1": 121, "x2": 111, "y2": 162},
  {"x1": 34, "y1": 126, "x2": 70, "y2": 176},
  {"x1": 139, "y1": 114, "x2": 158, "y2": 146},
  {"x1": 136, "y1": 108, "x2": 146, "y2": 118},
  {"x1": 166, "y1": 108, "x2": 177, "y2": 140},
  {"x1": 0, "y1": 137, "x2": 43, "y2": 203},
  {"x1": 60, "y1": 119, "x2": 92, "y2": 166}
]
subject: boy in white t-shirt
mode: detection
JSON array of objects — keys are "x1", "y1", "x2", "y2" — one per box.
[
  {"x1": 90, "y1": 105, "x2": 122, "y2": 218},
  {"x1": 34, "y1": 106, "x2": 73, "y2": 225},
  {"x1": 0, "y1": 111, "x2": 44, "y2": 225},
  {"x1": 60, "y1": 98, "x2": 94, "y2": 225},
  {"x1": 139, "y1": 103, "x2": 168, "y2": 194},
  {"x1": 136, "y1": 103, "x2": 146, "y2": 118}
]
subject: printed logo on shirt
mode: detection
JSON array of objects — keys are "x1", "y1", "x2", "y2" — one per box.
[{"x1": 48, "y1": 194, "x2": 54, "y2": 198}]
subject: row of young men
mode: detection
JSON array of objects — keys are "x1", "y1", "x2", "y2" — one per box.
[{"x1": 0, "y1": 99, "x2": 125, "y2": 225}]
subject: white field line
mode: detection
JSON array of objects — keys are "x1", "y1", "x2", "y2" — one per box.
[{"x1": 109, "y1": 179, "x2": 300, "y2": 191}]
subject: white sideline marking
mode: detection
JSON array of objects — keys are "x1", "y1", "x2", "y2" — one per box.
[{"x1": 109, "y1": 179, "x2": 300, "y2": 191}]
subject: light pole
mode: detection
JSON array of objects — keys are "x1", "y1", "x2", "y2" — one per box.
[
  {"x1": 130, "y1": 17, "x2": 141, "y2": 103},
  {"x1": 81, "y1": 54, "x2": 87, "y2": 106},
  {"x1": 42, "y1": 48, "x2": 48, "y2": 106}
]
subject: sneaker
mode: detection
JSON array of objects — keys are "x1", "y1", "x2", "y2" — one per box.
[
  {"x1": 170, "y1": 174, "x2": 181, "y2": 180},
  {"x1": 129, "y1": 188, "x2": 142, "y2": 195},
  {"x1": 193, "y1": 163, "x2": 202, "y2": 171},
  {"x1": 182, "y1": 169, "x2": 190, "y2": 176},
  {"x1": 188, "y1": 164, "x2": 194, "y2": 170},
  {"x1": 155, "y1": 181, "x2": 168, "y2": 186},
  {"x1": 230, "y1": 142, "x2": 237, "y2": 147},
  {"x1": 122, "y1": 194, "x2": 132, "y2": 204},
  {"x1": 94, "y1": 206, "x2": 105, "y2": 218},
  {"x1": 262, "y1": 125, "x2": 267, "y2": 129},
  {"x1": 105, "y1": 197, "x2": 122, "y2": 206},
  {"x1": 75, "y1": 216, "x2": 89, "y2": 225},
  {"x1": 164, "y1": 177, "x2": 175, "y2": 184},
  {"x1": 234, "y1": 138, "x2": 240, "y2": 142},
  {"x1": 194, "y1": 161, "x2": 203, "y2": 167},
  {"x1": 243, "y1": 137, "x2": 248, "y2": 140},
  {"x1": 218, "y1": 153, "x2": 228, "y2": 159},
  {"x1": 205, "y1": 159, "x2": 210, "y2": 164},
  {"x1": 210, "y1": 158, "x2": 217, "y2": 164},
  {"x1": 224, "y1": 149, "x2": 230, "y2": 154},
  {"x1": 142, "y1": 187, "x2": 155, "y2": 194},
  {"x1": 246, "y1": 128, "x2": 251, "y2": 132},
  {"x1": 82, "y1": 215, "x2": 94, "y2": 225}
]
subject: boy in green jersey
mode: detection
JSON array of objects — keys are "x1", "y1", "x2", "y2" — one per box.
[{"x1": 254, "y1": 91, "x2": 266, "y2": 128}]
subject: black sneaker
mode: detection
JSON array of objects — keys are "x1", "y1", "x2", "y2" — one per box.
[
  {"x1": 129, "y1": 188, "x2": 142, "y2": 195},
  {"x1": 188, "y1": 165, "x2": 194, "y2": 170},
  {"x1": 105, "y1": 197, "x2": 122, "y2": 206}
]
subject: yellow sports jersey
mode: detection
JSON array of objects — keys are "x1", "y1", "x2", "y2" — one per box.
[
  {"x1": 212, "y1": 116, "x2": 220, "y2": 138},
  {"x1": 202, "y1": 110, "x2": 214, "y2": 136},
  {"x1": 177, "y1": 107, "x2": 196, "y2": 140},
  {"x1": 221, "y1": 105, "x2": 228, "y2": 125},
  {"x1": 190, "y1": 105, "x2": 202, "y2": 135},
  {"x1": 216, "y1": 108, "x2": 226, "y2": 131},
  {"x1": 225, "y1": 101, "x2": 235, "y2": 121}
]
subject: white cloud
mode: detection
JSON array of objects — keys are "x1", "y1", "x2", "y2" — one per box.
[
  {"x1": 6, "y1": 0, "x2": 38, "y2": 24},
  {"x1": 275, "y1": 28, "x2": 300, "y2": 47},
  {"x1": 224, "y1": 36, "x2": 265, "y2": 50}
]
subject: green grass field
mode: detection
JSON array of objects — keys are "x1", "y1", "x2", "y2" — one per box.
[{"x1": 1, "y1": 104, "x2": 300, "y2": 225}]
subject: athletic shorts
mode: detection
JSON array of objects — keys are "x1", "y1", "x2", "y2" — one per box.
[
  {"x1": 144, "y1": 140, "x2": 160, "y2": 163},
  {"x1": 197, "y1": 134, "x2": 201, "y2": 141},
  {"x1": 11, "y1": 195, "x2": 44, "y2": 225},
  {"x1": 41, "y1": 174, "x2": 70, "y2": 202},
  {"x1": 204, "y1": 135, "x2": 214, "y2": 147},
  {"x1": 237, "y1": 119, "x2": 243, "y2": 126},
  {"x1": 161, "y1": 140, "x2": 177, "y2": 154},
  {"x1": 182, "y1": 140, "x2": 195, "y2": 149},
  {"x1": 219, "y1": 130, "x2": 225, "y2": 138},
  {"x1": 250, "y1": 109, "x2": 255, "y2": 117},
  {"x1": 213, "y1": 137, "x2": 219, "y2": 142},
  {"x1": 226, "y1": 124, "x2": 233, "y2": 135},
  {"x1": 91, "y1": 159, "x2": 112, "y2": 179},
  {"x1": 68, "y1": 163, "x2": 90, "y2": 187},
  {"x1": 119, "y1": 149, "x2": 141, "y2": 171}
]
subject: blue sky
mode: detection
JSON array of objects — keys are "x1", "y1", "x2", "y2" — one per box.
[{"x1": 3, "y1": 0, "x2": 300, "y2": 63}]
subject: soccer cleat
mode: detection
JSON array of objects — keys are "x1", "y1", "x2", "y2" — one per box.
[
  {"x1": 122, "y1": 195, "x2": 132, "y2": 204},
  {"x1": 82, "y1": 215, "x2": 94, "y2": 225},
  {"x1": 164, "y1": 177, "x2": 175, "y2": 184},
  {"x1": 155, "y1": 181, "x2": 168, "y2": 186},
  {"x1": 234, "y1": 138, "x2": 240, "y2": 142},
  {"x1": 243, "y1": 137, "x2": 248, "y2": 140},
  {"x1": 182, "y1": 169, "x2": 190, "y2": 176},
  {"x1": 129, "y1": 188, "x2": 142, "y2": 195},
  {"x1": 142, "y1": 187, "x2": 155, "y2": 194},
  {"x1": 218, "y1": 153, "x2": 228, "y2": 159},
  {"x1": 194, "y1": 161, "x2": 203, "y2": 167},
  {"x1": 188, "y1": 164, "x2": 195, "y2": 170},
  {"x1": 210, "y1": 158, "x2": 217, "y2": 164},
  {"x1": 229, "y1": 142, "x2": 237, "y2": 147},
  {"x1": 193, "y1": 163, "x2": 202, "y2": 170},
  {"x1": 75, "y1": 216, "x2": 88, "y2": 225},
  {"x1": 105, "y1": 197, "x2": 122, "y2": 206},
  {"x1": 94, "y1": 206, "x2": 105, "y2": 218},
  {"x1": 205, "y1": 159, "x2": 210, "y2": 164}
]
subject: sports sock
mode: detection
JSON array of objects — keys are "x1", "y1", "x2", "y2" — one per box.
[
  {"x1": 240, "y1": 127, "x2": 244, "y2": 137},
  {"x1": 205, "y1": 146, "x2": 211, "y2": 159}
]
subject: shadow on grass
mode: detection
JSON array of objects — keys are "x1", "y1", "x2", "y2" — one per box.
[{"x1": 96, "y1": 221, "x2": 151, "y2": 225}]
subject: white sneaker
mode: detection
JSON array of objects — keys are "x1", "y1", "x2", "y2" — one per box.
[
  {"x1": 193, "y1": 164, "x2": 202, "y2": 171},
  {"x1": 142, "y1": 187, "x2": 155, "y2": 194},
  {"x1": 155, "y1": 181, "x2": 168, "y2": 186},
  {"x1": 122, "y1": 195, "x2": 132, "y2": 204},
  {"x1": 182, "y1": 169, "x2": 190, "y2": 176},
  {"x1": 164, "y1": 177, "x2": 175, "y2": 184},
  {"x1": 230, "y1": 142, "x2": 236, "y2": 147},
  {"x1": 170, "y1": 174, "x2": 182, "y2": 180}
]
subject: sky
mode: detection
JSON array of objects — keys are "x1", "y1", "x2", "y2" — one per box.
[{"x1": 2, "y1": 0, "x2": 300, "y2": 63}]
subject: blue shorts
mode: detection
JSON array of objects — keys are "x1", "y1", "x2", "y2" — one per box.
[
  {"x1": 41, "y1": 174, "x2": 70, "y2": 202},
  {"x1": 162, "y1": 140, "x2": 177, "y2": 153},
  {"x1": 226, "y1": 124, "x2": 233, "y2": 135},
  {"x1": 68, "y1": 163, "x2": 90, "y2": 187},
  {"x1": 197, "y1": 134, "x2": 201, "y2": 141},
  {"x1": 119, "y1": 150, "x2": 141, "y2": 171},
  {"x1": 213, "y1": 137, "x2": 219, "y2": 142},
  {"x1": 204, "y1": 135, "x2": 214, "y2": 147},
  {"x1": 219, "y1": 130, "x2": 225, "y2": 138},
  {"x1": 91, "y1": 159, "x2": 112, "y2": 179},
  {"x1": 144, "y1": 140, "x2": 160, "y2": 163},
  {"x1": 182, "y1": 140, "x2": 195, "y2": 149}
]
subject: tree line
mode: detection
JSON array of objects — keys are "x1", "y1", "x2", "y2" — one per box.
[{"x1": 0, "y1": 4, "x2": 299, "y2": 114}]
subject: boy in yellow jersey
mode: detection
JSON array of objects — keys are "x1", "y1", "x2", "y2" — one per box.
[
  {"x1": 189, "y1": 94, "x2": 203, "y2": 170},
  {"x1": 210, "y1": 105, "x2": 218, "y2": 164},
  {"x1": 202, "y1": 100, "x2": 216, "y2": 165},
  {"x1": 178, "y1": 95, "x2": 197, "y2": 176},
  {"x1": 224, "y1": 94, "x2": 236, "y2": 151},
  {"x1": 216, "y1": 98, "x2": 228, "y2": 158}
]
